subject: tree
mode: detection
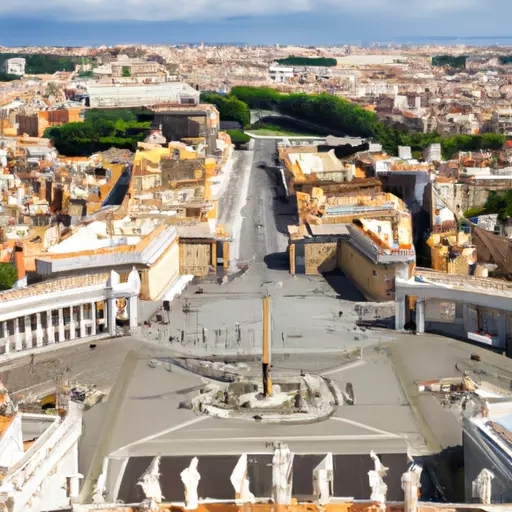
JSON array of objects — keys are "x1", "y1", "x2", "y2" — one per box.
[
  {"x1": 45, "y1": 81, "x2": 61, "y2": 98},
  {"x1": 463, "y1": 206, "x2": 486, "y2": 219},
  {"x1": 122, "y1": 67, "x2": 131, "y2": 77},
  {"x1": 44, "y1": 117, "x2": 151, "y2": 156},
  {"x1": 200, "y1": 92, "x2": 250, "y2": 127},
  {"x1": 227, "y1": 86, "x2": 505, "y2": 157},
  {"x1": 276, "y1": 56, "x2": 337, "y2": 67},
  {"x1": 0, "y1": 263, "x2": 17, "y2": 291},
  {"x1": 432, "y1": 55, "x2": 468, "y2": 68},
  {"x1": 226, "y1": 129, "x2": 250, "y2": 147},
  {"x1": 0, "y1": 73, "x2": 19, "y2": 82},
  {"x1": 77, "y1": 70, "x2": 94, "y2": 78}
]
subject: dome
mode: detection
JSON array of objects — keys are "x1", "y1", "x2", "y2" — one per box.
[{"x1": 436, "y1": 207, "x2": 455, "y2": 225}]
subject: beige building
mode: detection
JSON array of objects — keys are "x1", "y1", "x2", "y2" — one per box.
[{"x1": 289, "y1": 190, "x2": 415, "y2": 301}]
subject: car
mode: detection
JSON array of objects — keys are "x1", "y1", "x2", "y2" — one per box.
[{"x1": 257, "y1": 160, "x2": 266, "y2": 168}]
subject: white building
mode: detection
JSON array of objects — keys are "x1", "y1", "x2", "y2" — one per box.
[
  {"x1": 268, "y1": 65, "x2": 294, "y2": 83},
  {"x1": 355, "y1": 82, "x2": 398, "y2": 98},
  {"x1": 0, "y1": 382, "x2": 83, "y2": 512},
  {"x1": 398, "y1": 146, "x2": 412, "y2": 160},
  {"x1": 86, "y1": 82, "x2": 200, "y2": 108},
  {"x1": 423, "y1": 143, "x2": 442, "y2": 163},
  {"x1": 3, "y1": 58, "x2": 26, "y2": 77}
]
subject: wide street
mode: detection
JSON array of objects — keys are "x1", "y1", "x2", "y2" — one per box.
[
  {"x1": 217, "y1": 138, "x2": 290, "y2": 274},
  {"x1": 141, "y1": 139, "x2": 397, "y2": 355}
]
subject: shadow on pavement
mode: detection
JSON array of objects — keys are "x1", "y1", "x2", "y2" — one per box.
[
  {"x1": 273, "y1": 195, "x2": 298, "y2": 236},
  {"x1": 264, "y1": 252, "x2": 289, "y2": 271},
  {"x1": 264, "y1": 166, "x2": 299, "y2": 235},
  {"x1": 322, "y1": 270, "x2": 367, "y2": 302}
]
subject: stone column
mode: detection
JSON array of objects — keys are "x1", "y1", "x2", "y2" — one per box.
[
  {"x1": 416, "y1": 298, "x2": 425, "y2": 334},
  {"x1": 129, "y1": 295, "x2": 138, "y2": 332},
  {"x1": 69, "y1": 306, "x2": 76, "y2": 341},
  {"x1": 395, "y1": 296, "x2": 406, "y2": 331},
  {"x1": 289, "y1": 243, "x2": 296, "y2": 276},
  {"x1": 211, "y1": 242, "x2": 217, "y2": 267},
  {"x1": 14, "y1": 318, "x2": 22, "y2": 351},
  {"x1": 35, "y1": 313, "x2": 44, "y2": 347},
  {"x1": 67, "y1": 474, "x2": 84, "y2": 500},
  {"x1": 2, "y1": 321, "x2": 10, "y2": 355},
  {"x1": 47, "y1": 310, "x2": 55, "y2": 344},
  {"x1": 58, "y1": 308, "x2": 65, "y2": 342},
  {"x1": 79, "y1": 304, "x2": 86, "y2": 338},
  {"x1": 107, "y1": 298, "x2": 117, "y2": 337},
  {"x1": 24, "y1": 315, "x2": 33, "y2": 348},
  {"x1": 223, "y1": 242, "x2": 230, "y2": 272},
  {"x1": 90, "y1": 302, "x2": 97, "y2": 336}
]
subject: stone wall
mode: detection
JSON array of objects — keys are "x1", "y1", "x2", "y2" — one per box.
[
  {"x1": 161, "y1": 158, "x2": 204, "y2": 184},
  {"x1": 337, "y1": 241, "x2": 395, "y2": 301},
  {"x1": 304, "y1": 243, "x2": 337, "y2": 275},
  {"x1": 179, "y1": 243, "x2": 211, "y2": 276},
  {"x1": 146, "y1": 239, "x2": 180, "y2": 300}
]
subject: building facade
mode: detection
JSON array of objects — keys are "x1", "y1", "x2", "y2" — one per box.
[
  {"x1": 395, "y1": 269, "x2": 512, "y2": 357},
  {"x1": 3, "y1": 58, "x2": 26, "y2": 76},
  {"x1": 86, "y1": 83, "x2": 200, "y2": 108}
]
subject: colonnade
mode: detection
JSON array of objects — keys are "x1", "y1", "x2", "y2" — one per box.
[
  {"x1": 0, "y1": 295, "x2": 138, "y2": 356},
  {"x1": 1, "y1": 302, "x2": 102, "y2": 355}
]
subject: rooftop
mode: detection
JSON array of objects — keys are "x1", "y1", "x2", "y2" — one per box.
[
  {"x1": 0, "y1": 272, "x2": 109, "y2": 303},
  {"x1": 414, "y1": 267, "x2": 512, "y2": 298},
  {"x1": 308, "y1": 223, "x2": 350, "y2": 237},
  {"x1": 289, "y1": 150, "x2": 344, "y2": 175}
]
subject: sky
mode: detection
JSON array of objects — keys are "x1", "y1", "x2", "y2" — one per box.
[{"x1": 0, "y1": 1, "x2": 511, "y2": 46}]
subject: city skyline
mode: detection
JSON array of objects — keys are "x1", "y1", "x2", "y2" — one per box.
[{"x1": 0, "y1": 0, "x2": 512, "y2": 46}]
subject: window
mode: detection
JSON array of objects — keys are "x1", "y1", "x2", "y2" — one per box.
[{"x1": 440, "y1": 302, "x2": 456, "y2": 321}]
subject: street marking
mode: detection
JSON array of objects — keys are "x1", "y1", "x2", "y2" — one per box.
[
  {"x1": 321, "y1": 360, "x2": 366, "y2": 376},
  {"x1": 111, "y1": 416, "x2": 208, "y2": 455},
  {"x1": 330, "y1": 416, "x2": 401, "y2": 438},
  {"x1": 141, "y1": 433, "x2": 401, "y2": 444}
]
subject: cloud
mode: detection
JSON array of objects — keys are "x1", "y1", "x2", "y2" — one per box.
[{"x1": 0, "y1": 0, "x2": 484, "y2": 21}]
